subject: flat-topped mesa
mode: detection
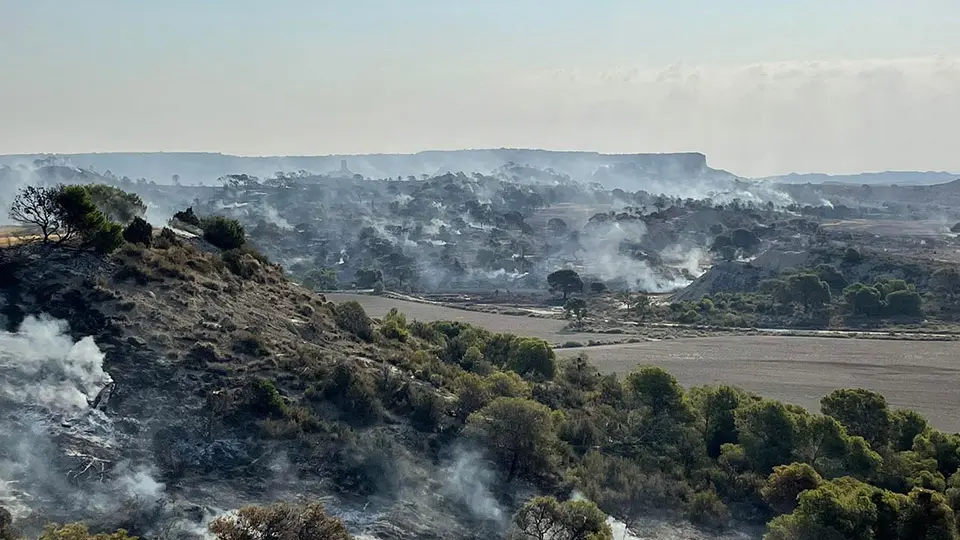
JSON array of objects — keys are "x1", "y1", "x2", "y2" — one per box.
[
  {"x1": 486, "y1": 150, "x2": 710, "y2": 178},
  {"x1": 0, "y1": 149, "x2": 716, "y2": 185}
]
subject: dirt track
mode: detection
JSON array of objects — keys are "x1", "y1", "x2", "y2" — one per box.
[
  {"x1": 330, "y1": 294, "x2": 960, "y2": 432},
  {"x1": 326, "y1": 293, "x2": 617, "y2": 344}
]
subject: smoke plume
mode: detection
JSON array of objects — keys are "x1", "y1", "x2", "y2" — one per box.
[{"x1": 0, "y1": 315, "x2": 165, "y2": 533}]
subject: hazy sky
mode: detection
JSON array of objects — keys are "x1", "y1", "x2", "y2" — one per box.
[{"x1": 3, "y1": 1, "x2": 960, "y2": 176}]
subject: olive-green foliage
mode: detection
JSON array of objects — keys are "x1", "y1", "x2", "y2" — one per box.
[
  {"x1": 122, "y1": 216, "x2": 153, "y2": 246},
  {"x1": 37, "y1": 523, "x2": 138, "y2": 540},
  {"x1": 467, "y1": 397, "x2": 560, "y2": 481},
  {"x1": 841, "y1": 278, "x2": 923, "y2": 318},
  {"x1": 48, "y1": 184, "x2": 125, "y2": 253},
  {"x1": 913, "y1": 431, "x2": 960, "y2": 478},
  {"x1": 301, "y1": 267, "x2": 338, "y2": 290},
  {"x1": 737, "y1": 401, "x2": 801, "y2": 473},
  {"x1": 625, "y1": 366, "x2": 689, "y2": 417},
  {"x1": 677, "y1": 309, "x2": 700, "y2": 324},
  {"x1": 813, "y1": 264, "x2": 847, "y2": 293},
  {"x1": 820, "y1": 388, "x2": 892, "y2": 448},
  {"x1": 334, "y1": 301, "x2": 373, "y2": 341},
  {"x1": 511, "y1": 496, "x2": 613, "y2": 540},
  {"x1": 891, "y1": 409, "x2": 930, "y2": 452},
  {"x1": 242, "y1": 379, "x2": 287, "y2": 417},
  {"x1": 784, "y1": 273, "x2": 831, "y2": 311},
  {"x1": 885, "y1": 289, "x2": 923, "y2": 316},
  {"x1": 507, "y1": 338, "x2": 557, "y2": 380},
  {"x1": 380, "y1": 308, "x2": 409, "y2": 341},
  {"x1": 762, "y1": 463, "x2": 823, "y2": 515},
  {"x1": 568, "y1": 451, "x2": 690, "y2": 519},
  {"x1": 201, "y1": 215, "x2": 246, "y2": 250},
  {"x1": 766, "y1": 477, "x2": 958, "y2": 540},
  {"x1": 453, "y1": 370, "x2": 530, "y2": 418},
  {"x1": 899, "y1": 489, "x2": 958, "y2": 540},
  {"x1": 88, "y1": 221, "x2": 124, "y2": 254},
  {"x1": 690, "y1": 385, "x2": 743, "y2": 458},
  {"x1": 687, "y1": 490, "x2": 731, "y2": 530},
  {"x1": 84, "y1": 184, "x2": 146, "y2": 224},
  {"x1": 407, "y1": 384, "x2": 448, "y2": 432},
  {"x1": 844, "y1": 283, "x2": 883, "y2": 316},
  {"x1": 319, "y1": 363, "x2": 384, "y2": 424}
]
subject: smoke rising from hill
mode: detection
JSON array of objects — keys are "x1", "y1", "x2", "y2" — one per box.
[{"x1": 0, "y1": 315, "x2": 165, "y2": 533}]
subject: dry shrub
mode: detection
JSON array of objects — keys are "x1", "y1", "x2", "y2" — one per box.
[
  {"x1": 333, "y1": 301, "x2": 373, "y2": 341},
  {"x1": 208, "y1": 502, "x2": 351, "y2": 540}
]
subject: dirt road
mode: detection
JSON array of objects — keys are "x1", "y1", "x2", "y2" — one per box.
[
  {"x1": 559, "y1": 338, "x2": 960, "y2": 432},
  {"x1": 329, "y1": 293, "x2": 960, "y2": 432},
  {"x1": 326, "y1": 293, "x2": 617, "y2": 345}
]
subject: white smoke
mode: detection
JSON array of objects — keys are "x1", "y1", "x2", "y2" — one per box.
[
  {"x1": 0, "y1": 315, "x2": 167, "y2": 532},
  {"x1": 0, "y1": 315, "x2": 112, "y2": 411},
  {"x1": 439, "y1": 448, "x2": 504, "y2": 525},
  {"x1": 579, "y1": 220, "x2": 699, "y2": 292}
]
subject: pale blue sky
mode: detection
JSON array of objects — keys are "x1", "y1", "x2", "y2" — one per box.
[{"x1": 3, "y1": 1, "x2": 960, "y2": 175}]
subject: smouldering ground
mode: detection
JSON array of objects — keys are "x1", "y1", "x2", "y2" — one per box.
[
  {"x1": 331, "y1": 294, "x2": 960, "y2": 432},
  {"x1": 559, "y1": 337, "x2": 960, "y2": 432}
]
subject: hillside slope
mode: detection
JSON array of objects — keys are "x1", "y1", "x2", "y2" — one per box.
[{"x1": 0, "y1": 238, "x2": 502, "y2": 539}]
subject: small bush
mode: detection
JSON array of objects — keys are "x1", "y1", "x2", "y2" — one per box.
[
  {"x1": 677, "y1": 309, "x2": 701, "y2": 324},
  {"x1": 114, "y1": 262, "x2": 152, "y2": 285},
  {"x1": 335, "y1": 301, "x2": 373, "y2": 341},
  {"x1": 209, "y1": 502, "x2": 351, "y2": 540},
  {"x1": 843, "y1": 247, "x2": 862, "y2": 264},
  {"x1": 222, "y1": 247, "x2": 267, "y2": 279},
  {"x1": 201, "y1": 215, "x2": 246, "y2": 250},
  {"x1": 507, "y1": 338, "x2": 557, "y2": 380},
  {"x1": 686, "y1": 490, "x2": 730, "y2": 530},
  {"x1": 157, "y1": 227, "x2": 179, "y2": 247},
  {"x1": 721, "y1": 313, "x2": 746, "y2": 327},
  {"x1": 122, "y1": 216, "x2": 153, "y2": 246},
  {"x1": 89, "y1": 221, "x2": 125, "y2": 254},
  {"x1": 172, "y1": 206, "x2": 202, "y2": 227},
  {"x1": 408, "y1": 386, "x2": 447, "y2": 432},
  {"x1": 233, "y1": 330, "x2": 269, "y2": 356},
  {"x1": 324, "y1": 363, "x2": 384, "y2": 424},
  {"x1": 244, "y1": 379, "x2": 287, "y2": 417},
  {"x1": 380, "y1": 308, "x2": 409, "y2": 341}
]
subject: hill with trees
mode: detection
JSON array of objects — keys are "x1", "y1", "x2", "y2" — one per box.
[{"x1": 1, "y1": 184, "x2": 958, "y2": 539}]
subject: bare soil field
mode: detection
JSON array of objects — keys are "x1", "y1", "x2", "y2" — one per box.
[
  {"x1": 330, "y1": 293, "x2": 960, "y2": 431},
  {"x1": 326, "y1": 293, "x2": 619, "y2": 345},
  {"x1": 0, "y1": 226, "x2": 39, "y2": 248},
  {"x1": 559, "y1": 338, "x2": 960, "y2": 432},
  {"x1": 820, "y1": 218, "x2": 954, "y2": 237}
]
